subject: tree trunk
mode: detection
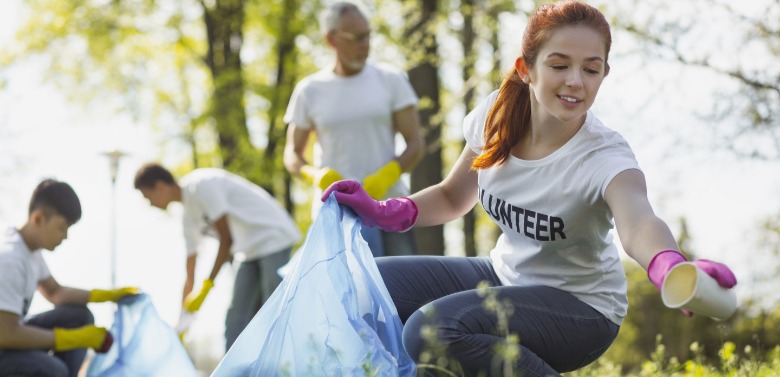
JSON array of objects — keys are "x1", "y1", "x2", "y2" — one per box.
[
  {"x1": 488, "y1": 2, "x2": 504, "y2": 87},
  {"x1": 405, "y1": 0, "x2": 444, "y2": 255},
  {"x1": 461, "y1": 0, "x2": 478, "y2": 257},
  {"x1": 487, "y1": 2, "x2": 503, "y2": 243},
  {"x1": 265, "y1": 0, "x2": 301, "y2": 212},
  {"x1": 202, "y1": 0, "x2": 249, "y2": 171}
]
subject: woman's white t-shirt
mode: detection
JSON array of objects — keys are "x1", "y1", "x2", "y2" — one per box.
[{"x1": 464, "y1": 91, "x2": 640, "y2": 325}]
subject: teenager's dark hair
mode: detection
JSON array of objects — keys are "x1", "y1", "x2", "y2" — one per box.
[
  {"x1": 472, "y1": 0, "x2": 611, "y2": 169},
  {"x1": 134, "y1": 162, "x2": 175, "y2": 189},
  {"x1": 29, "y1": 179, "x2": 82, "y2": 225}
]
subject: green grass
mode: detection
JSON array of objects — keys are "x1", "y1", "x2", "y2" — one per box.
[
  {"x1": 414, "y1": 335, "x2": 780, "y2": 377},
  {"x1": 569, "y1": 340, "x2": 780, "y2": 377}
]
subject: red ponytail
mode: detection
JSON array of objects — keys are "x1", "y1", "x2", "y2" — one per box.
[{"x1": 472, "y1": 70, "x2": 531, "y2": 168}]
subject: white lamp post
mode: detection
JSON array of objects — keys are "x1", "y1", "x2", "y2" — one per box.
[{"x1": 102, "y1": 149, "x2": 127, "y2": 288}]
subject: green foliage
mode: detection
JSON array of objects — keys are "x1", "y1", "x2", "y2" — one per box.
[
  {"x1": 8, "y1": 0, "x2": 323, "y2": 206},
  {"x1": 572, "y1": 341, "x2": 780, "y2": 377},
  {"x1": 15, "y1": 0, "x2": 205, "y2": 118}
]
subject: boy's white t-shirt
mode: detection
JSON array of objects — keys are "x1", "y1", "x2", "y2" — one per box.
[
  {"x1": 180, "y1": 169, "x2": 302, "y2": 262},
  {"x1": 464, "y1": 90, "x2": 640, "y2": 325},
  {"x1": 284, "y1": 62, "x2": 418, "y2": 217},
  {"x1": 0, "y1": 228, "x2": 51, "y2": 318}
]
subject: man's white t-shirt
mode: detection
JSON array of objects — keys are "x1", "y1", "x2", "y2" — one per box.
[
  {"x1": 180, "y1": 169, "x2": 302, "y2": 262},
  {"x1": 464, "y1": 91, "x2": 640, "y2": 325},
  {"x1": 0, "y1": 227, "x2": 51, "y2": 318},
  {"x1": 284, "y1": 62, "x2": 418, "y2": 217}
]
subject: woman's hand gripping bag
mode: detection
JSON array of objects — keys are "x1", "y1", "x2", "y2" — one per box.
[
  {"x1": 211, "y1": 194, "x2": 415, "y2": 377},
  {"x1": 86, "y1": 293, "x2": 199, "y2": 377}
]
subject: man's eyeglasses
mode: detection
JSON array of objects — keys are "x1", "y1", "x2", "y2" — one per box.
[{"x1": 335, "y1": 30, "x2": 371, "y2": 43}]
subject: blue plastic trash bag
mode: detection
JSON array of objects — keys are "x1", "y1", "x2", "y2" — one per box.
[
  {"x1": 211, "y1": 194, "x2": 415, "y2": 377},
  {"x1": 86, "y1": 293, "x2": 199, "y2": 377}
]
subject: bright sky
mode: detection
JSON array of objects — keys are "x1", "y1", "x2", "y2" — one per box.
[
  {"x1": 0, "y1": 0, "x2": 231, "y2": 365},
  {"x1": 1, "y1": 0, "x2": 779, "y2": 367}
]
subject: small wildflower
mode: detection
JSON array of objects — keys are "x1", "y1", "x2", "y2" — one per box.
[{"x1": 719, "y1": 341, "x2": 736, "y2": 362}]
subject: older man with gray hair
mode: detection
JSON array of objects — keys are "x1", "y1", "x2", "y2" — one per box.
[{"x1": 283, "y1": 1, "x2": 424, "y2": 256}]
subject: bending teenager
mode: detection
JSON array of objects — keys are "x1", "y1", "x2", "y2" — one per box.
[
  {"x1": 134, "y1": 164, "x2": 301, "y2": 352},
  {"x1": 322, "y1": 1, "x2": 737, "y2": 376}
]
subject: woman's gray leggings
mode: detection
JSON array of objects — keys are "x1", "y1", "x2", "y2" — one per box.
[{"x1": 377, "y1": 256, "x2": 620, "y2": 377}]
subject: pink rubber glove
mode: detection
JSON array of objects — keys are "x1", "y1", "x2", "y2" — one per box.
[
  {"x1": 648, "y1": 250, "x2": 738, "y2": 291},
  {"x1": 692, "y1": 259, "x2": 737, "y2": 288},
  {"x1": 322, "y1": 180, "x2": 418, "y2": 232},
  {"x1": 647, "y1": 250, "x2": 687, "y2": 291}
]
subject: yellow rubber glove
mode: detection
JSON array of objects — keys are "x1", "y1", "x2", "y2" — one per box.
[
  {"x1": 183, "y1": 279, "x2": 214, "y2": 313},
  {"x1": 301, "y1": 167, "x2": 344, "y2": 191},
  {"x1": 89, "y1": 287, "x2": 140, "y2": 303},
  {"x1": 363, "y1": 160, "x2": 402, "y2": 199},
  {"x1": 53, "y1": 325, "x2": 113, "y2": 353}
]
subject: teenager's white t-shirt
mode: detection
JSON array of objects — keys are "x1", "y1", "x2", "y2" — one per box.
[
  {"x1": 284, "y1": 63, "x2": 418, "y2": 217},
  {"x1": 464, "y1": 91, "x2": 640, "y2": 325},
  {"x1": 180, "y1": 169, "x2": 301, "y2": 262},
  {"x1": 0, "y1": 228, "x2": 51, "y2": 318}
]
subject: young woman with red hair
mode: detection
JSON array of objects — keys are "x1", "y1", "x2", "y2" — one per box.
[{"x1": 323, "y1": 1, "x2": 737, "y2": 375}]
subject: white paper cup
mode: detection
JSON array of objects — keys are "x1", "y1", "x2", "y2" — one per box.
[{"x1": 661, "y1": 262, "x2": 737, "y2": 321}]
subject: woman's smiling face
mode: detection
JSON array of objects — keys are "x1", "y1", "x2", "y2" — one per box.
[{"x1": 526, "y1": 24, "x2": 609, "y2": 126}]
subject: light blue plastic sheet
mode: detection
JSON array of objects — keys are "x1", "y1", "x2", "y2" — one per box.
[
  {"x1": 211, "y1": 194, "x2": 415, "y2": 377},
  {"x1": 86, "y1": 293, "x2": 198, "y2": 377}
]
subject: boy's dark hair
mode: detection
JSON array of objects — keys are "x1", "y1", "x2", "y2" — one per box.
[
  {"x1": 29, "y1": 179, "x2": 82, "y2": 225},
  {"x1": 134, "y1": 162, "x2": 175, "y2": 189}
]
